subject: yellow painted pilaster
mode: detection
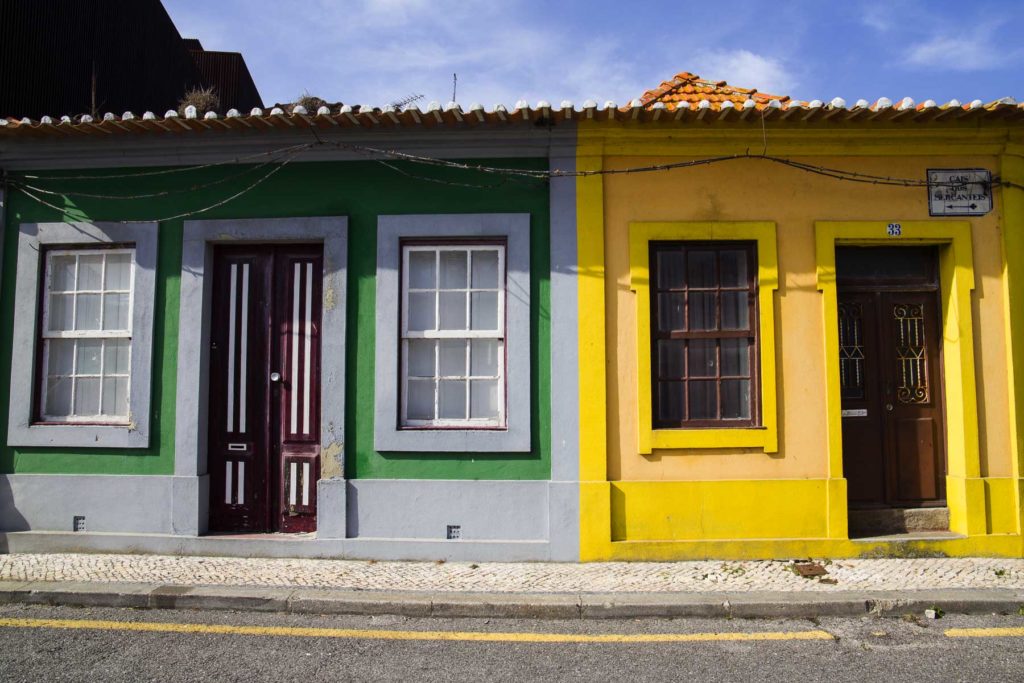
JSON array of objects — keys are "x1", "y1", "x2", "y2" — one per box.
[
  {"x1": 1000, "y1": 150, "x2": 1024, "y2": 536},
  {"x1": 577, "y1": 140, "x2": 612, "y2": 560}
]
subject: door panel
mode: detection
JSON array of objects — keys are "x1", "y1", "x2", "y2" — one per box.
[
  {"x1": 881, "y1": 292, "x2": 945, "y2": 507},
  {"x1": 208, "y1": 250, "x2": 271, "y2": 532},
  {"x1": 839, "y1": 293, "x2": 886, "y2": 506},
  {"x1": 273, "y1": 251, "x2": 322, "y2": 533},
  {"x1": 838, "y1": 271, "x2": 946, "y2": 510},
  {"x1": 208, "y1": 245, "x2": 322, "y2": 533}
]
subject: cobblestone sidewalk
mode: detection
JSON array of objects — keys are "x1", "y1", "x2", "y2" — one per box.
[{"x1": 1, "y1": 554, "x2": 1023, "y2": 594}]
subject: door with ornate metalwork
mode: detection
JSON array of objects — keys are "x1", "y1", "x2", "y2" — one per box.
[
  {"x1": 207, "y1": 245, "x2": 322, "y2": 533},
  {"x1": 837, "y1": 247, "x2": 946, "y2": 510},
  {"x1": 878, "y1": 291, "x2": 945, "y2": 507}
]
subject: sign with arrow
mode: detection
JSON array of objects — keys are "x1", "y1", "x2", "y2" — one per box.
[{"x1": 927, "y1": 168, "x2": 992, "y2": 216}]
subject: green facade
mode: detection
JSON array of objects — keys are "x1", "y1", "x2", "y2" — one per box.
[{"x1": 0, "y1": 159, "x2": 551, "y2": 480}]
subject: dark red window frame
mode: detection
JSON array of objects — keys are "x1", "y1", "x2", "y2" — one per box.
[{"x1": 650, "y1": 240, "x2": 760, "y2": 429}]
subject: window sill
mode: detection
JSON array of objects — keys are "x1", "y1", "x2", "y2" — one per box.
[
  {"x1": 647, "y1": 426, "x2": 776, "y2": 453},
  {"x1": 8, "y1": 421, "x2": 147, "y2": 449}
]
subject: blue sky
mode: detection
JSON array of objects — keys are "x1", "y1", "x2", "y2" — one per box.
[{"x1": 164, "y1": 0, "x2": 1023, "y2": 108}]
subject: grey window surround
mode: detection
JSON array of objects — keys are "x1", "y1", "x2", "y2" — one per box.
[
  {"x1": 174, "y1": 217, "x2": 348, "y2": 481},
  {"x1": 7, "y1": 221, "x2": 158, "y2": 448},
  {"x1": 375, "y1": 213, "x2": 531, "y2": 452}
]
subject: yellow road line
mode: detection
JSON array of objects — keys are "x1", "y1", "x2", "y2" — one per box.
[
  {"x1": 945, "y1": 627, "x2": 1024, "y2": 639},
  {"x1": 0, "y1": 617, "x2": 834, "y2": 644}
]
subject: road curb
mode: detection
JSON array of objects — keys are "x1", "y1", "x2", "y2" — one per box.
[{"x1": 0, "y1": 581, "x2": 1021, "y2": 619}]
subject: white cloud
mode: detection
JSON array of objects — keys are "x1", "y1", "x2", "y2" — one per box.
[
  {"x1": 904, "y1": 24, "x2": 1005, "y2": 71},
  {"x1": 691, "y1": 51, "x2": 797, "y2": 95}
]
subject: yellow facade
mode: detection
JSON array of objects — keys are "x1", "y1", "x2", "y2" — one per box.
[{"x1": 578, "y1": 124, "x2": 1024, "y2": 560}]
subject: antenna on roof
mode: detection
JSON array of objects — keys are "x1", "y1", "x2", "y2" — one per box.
[
  {"x1": 452, "y1": 73, "x2": 457, "y2": 102},
  {"x1": 389, "y1": 93, "x2": 424, "y2": 111}
]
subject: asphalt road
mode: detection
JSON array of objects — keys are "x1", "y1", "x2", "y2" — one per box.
[{"x1": 0, "y1": 604, "x2": 1022, "y2": 682}]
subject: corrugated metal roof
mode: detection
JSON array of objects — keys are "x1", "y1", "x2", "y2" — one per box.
[{"x1": 1, "y1": 96, "x2": 1021, "y2": 141}]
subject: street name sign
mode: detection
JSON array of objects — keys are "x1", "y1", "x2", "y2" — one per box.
[{"x1": 927, "y1": 168, "x2": 992, "y2": 216}]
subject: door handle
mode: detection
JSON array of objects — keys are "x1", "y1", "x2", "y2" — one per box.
[
  {"x1": 885, "y1": 403, "x2": 893, "y2": 411},
  {"x1": 270, "y1": 372, "x2": 282, "y2": 383}
]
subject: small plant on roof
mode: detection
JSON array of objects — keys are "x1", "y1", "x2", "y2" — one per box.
[
  {"x1": 177, "y1": 86, "x2": 220, "y2": 117},
  {"x1": 295, "y1": 91, "x2": 328, "y2": 113}
]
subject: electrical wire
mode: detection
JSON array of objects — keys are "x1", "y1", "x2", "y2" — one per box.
[
  {"x1": 16, "y1": 143, "x2": 314, "y2": 181},
  {"x1": 12, "y1": 150, "x2": 301, "y2": 223},
  {"x1": 9, "y1": 137, "x2": 1017, "y2": 224},
  {"x1": 13, "y1": 156, "x2": 289, "y2": 200}
]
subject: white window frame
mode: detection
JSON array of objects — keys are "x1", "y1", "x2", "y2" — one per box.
[
  {"x1": 38, "y1": 247, "x2": 136, "y2": 424},
  {"x1": 374, "y1": 214, "x2": 531, "y2": 453},
  {"x1": 7, "y1": 221, "x2": 157, "y2": 449},
  {"x1": 399, "y1": 243, "x2": 506, "y2": 428}
]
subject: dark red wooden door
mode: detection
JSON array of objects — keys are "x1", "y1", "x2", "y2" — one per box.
[
  {"x1": 837, "y1": 247, "x2": 946, "y2": 510},
  {"x1": 208, "y1": 245, "x2": 322, "y2": 533}
]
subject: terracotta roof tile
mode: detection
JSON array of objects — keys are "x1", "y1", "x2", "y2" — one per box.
[{"x1": 640, "y1": 71, "x2": 793, "y2": 111}]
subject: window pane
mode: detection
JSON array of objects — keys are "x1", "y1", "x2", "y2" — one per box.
[
  {"x1": 50, "y1": 255, "x2": 77, "y2": 291},
  {"x1": 471, "y1": 250, "x2": 499, "y2": 288},
  {"x1": 439, "y1": 291, "x2": 467, "y2": 330},
  {"x1": 104, "y1": 253, "x2": 132, "y2": 290},
  {"x1": 48, "y1": 293, "x2": 74, "y2": 331},
  {"x1": 721, "y1": 379, "x2": 751, "y2": 419},
  {"x1": 76, "y1": 293, "x2": 102, "y2": 330},
  {"x1": 687, "y1": 339, "x2": 717, "y2": 377},
  {"x1": 439, "y1": 339, "x2": 466, "y2": 376},
  {"x1": 78, "y1": 254, "x2": 104, "y2": 290},
  {"x1": 45, "y1": 376, "x2": 72, "y2": 416},
  {"x1": 657, "y1": 339, "x2": 684, "y2": 379},
  {"x1": 656, "y1": 250, "x2": 686, "y2": 289},
  {"x1": 407, "y1": 379, "x2": 435, "y2": 420},
  {"x1": 688, "y1": 381, "x2": 717, "y2": 419},
  {"x1": 470, "y1": 379, "x2": 499, "y2": 419},
  {"x1": 470, "y1": 339, "x2": 499, "y2": 376},
  {"x1": 687, "y1": 250, "x2": 717, "y2": 288},
  {"x1": 407, "y1": 340, "x2": 435, "y2": 377},
  {"x1": 687, "y1": 292, "x2": 717, "y2": 331},
  {"x1": 657, "y1": 293, "x2": 685, "y2": 332},
  {"x1": 407, "y1": 292, "x2": 435, "y2": 331},
  {"x1": 104, "y1": 339, "x2": 131, "y2": 375},
  {"x1": 47, "y1": 339, "x2": 75, "y2": 376},
  {"x1": 657, "y1": 381, "x2": 684, "y2": 422},
  {"x1": 470, "y1": 291, "x2": 499, "y2": 330},
  {"x1": 438, "y1": 380, "x2": 466, "y2": 419},
  {"x1": 721, "y1": 338, "x2": 750, "y2": 376},
  {"x1": 408, "y1": 251, "x2": 436, "y2": 289},
  {"x1": 74, "y1": 377, "x2": 101, "y2": 415},
  {"x1": 75, "y1": 339, "x2": 102, "y2": 375},
  {"x1": 102, "y1": 377, "x2": 129, "y2": 416},
  {"x1": 720, "y1": 250, "x2": 748, "y2": 287},
  {"x1": 103, "y1": 293, "x2": 130, "y2": 330},
  {"x1": 721, "y1": 291, "x2": 749, "y2": 330},
  {"x1": 439, "y1": 250, "x2": 468, "y2": 289}
]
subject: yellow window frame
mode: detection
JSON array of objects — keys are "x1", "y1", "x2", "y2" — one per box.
[{"x1": 629, "y1": 221, "x2": 779, "y2": 454}]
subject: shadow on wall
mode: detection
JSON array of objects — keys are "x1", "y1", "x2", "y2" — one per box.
[{"x1": 0, "y1": 477, "x2": 30, "y2": 552}]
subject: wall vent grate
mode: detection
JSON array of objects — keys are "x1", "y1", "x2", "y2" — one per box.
[
  {"x1": 72, "y1": 516, "x2": 86, "y2": 532},
  {"x1": 446, "y1": 525, "x2": 461, "y2": 540}
]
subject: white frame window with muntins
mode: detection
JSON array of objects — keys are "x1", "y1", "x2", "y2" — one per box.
[
  {"x1": 375, "y1": 214, "x2": 530, "y2": 453},
  {"x1": 8, "y1": 221, "x2": 157, "y2": 449},
  {"x1": 400, "y1": 243, "x2": 507, "y2": 428},
  {"x1": 39, "y1": 248, "x2": 136, "y2": 423}
]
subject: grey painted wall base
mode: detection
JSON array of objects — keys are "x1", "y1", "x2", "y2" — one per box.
[
  {"x1": 0, "y1": 475, "x2": 579, "y2": 561},
  {"x1": 346, "y1": 480, "x2": 548, "y2": 541},
  {"x1": 0, "y1": 475, "x2": 174, "y2": 534},
  {"x1": 0, "y1": 531, "x2": 553, "y2": 562}
]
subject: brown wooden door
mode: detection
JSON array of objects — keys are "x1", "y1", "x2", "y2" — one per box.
[
  {"x1": 208, "y1": 245, "x2": 322, "y2": 533},
  {"x1": 839, "y1": 287, "x2": 946, "y2": 509}
]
